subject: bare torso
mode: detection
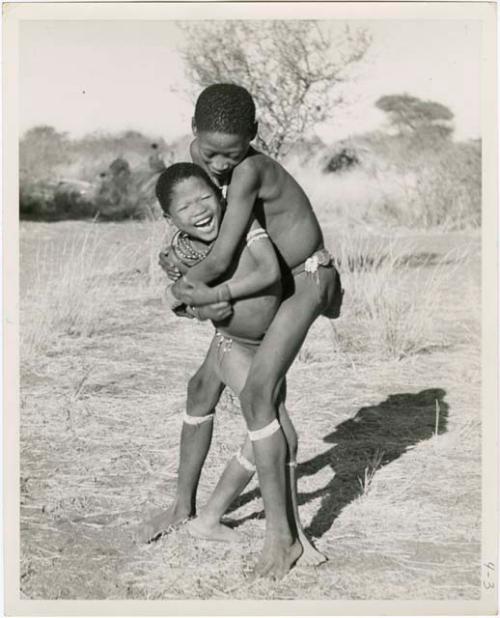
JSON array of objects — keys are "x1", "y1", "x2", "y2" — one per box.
[
  {"x1": 191, "y1": 141, "x2": 324, "y2": 270},
  {"x1": 212, "y1": 241, "x2": 281, "y2": 341}
]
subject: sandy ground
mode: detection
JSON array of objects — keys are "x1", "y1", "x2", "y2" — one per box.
[{"x1": 19, "y1": 221, "x2": 481, "y2": 600}]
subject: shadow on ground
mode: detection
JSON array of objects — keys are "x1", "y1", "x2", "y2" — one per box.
[{"x1": 228, "y1": 388, "x2": 449, "y2": 539}]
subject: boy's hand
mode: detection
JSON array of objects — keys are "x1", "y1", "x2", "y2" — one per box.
[
  {"x1": 172, "y1": 277, "x2": 216, "y2": 305},
  {"x1": 195, "y1": 301, "x2": 232, "y2": 322},
  {"x1": 158, "y1": 248, "x2": 185, "y2": 281}
]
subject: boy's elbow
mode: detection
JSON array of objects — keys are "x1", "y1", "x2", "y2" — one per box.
[
  {"x1": 261, "y1": 260, "x2": 281, "y2": 288},
  {"x1": 215, "y1": 254, "x2": 232, "y2": 277}
]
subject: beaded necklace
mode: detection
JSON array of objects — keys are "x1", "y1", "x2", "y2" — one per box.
[{"x1": 172, "y1": 230, "x2": 214, "y2": 266}]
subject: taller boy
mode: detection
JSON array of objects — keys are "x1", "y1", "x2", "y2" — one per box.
[{"x1": 165, "y1": 84, "x2": 342, "y2": 579}]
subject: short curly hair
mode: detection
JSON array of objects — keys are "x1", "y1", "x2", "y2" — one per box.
[
  {"x1": 155, "y1": 162, "x2": 220, "y2": 215},
  {"x1": 194, "y1": 84, "x2": 256, "y2": 136}
]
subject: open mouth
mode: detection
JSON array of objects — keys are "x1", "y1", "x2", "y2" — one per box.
[
  {"x1": 193, "y1": 215, "x2": 216, "y2": 234},
  {"x1": 211, "y1": 171, "x2": 229, "y2": 183}
]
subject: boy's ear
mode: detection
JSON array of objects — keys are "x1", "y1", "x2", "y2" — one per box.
[
  {"x1": 250, "y1": 121, "x2": 258, "y2": 141},
  {"x1": 191, "y1": 117, "x2": 198, "y2": 135}
]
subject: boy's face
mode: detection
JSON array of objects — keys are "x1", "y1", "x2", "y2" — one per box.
[
  {"x1": 169, "y1": 177, "x2": 221, "y2": 243},
  {"x1": 194, "y1": 130, "x2": 252, "y2": 183}
]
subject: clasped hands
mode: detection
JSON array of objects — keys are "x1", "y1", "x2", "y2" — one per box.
[{"x1": 159, "y1": 247, "x2": 233, "y2": 321}]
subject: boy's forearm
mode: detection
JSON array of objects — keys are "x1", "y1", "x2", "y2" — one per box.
[
  {"x1": 185, "y1": 263, "x2": 279, "y2": 306},
  {"x1": 185, "y1": 163, "x2": 260, "y2": 284},
  {"x1": 184, "y1": 250, "x2": 229, "y2": 284},
  {"x1": 219, "y1": 269, "x2": 277, "y2": 302}
]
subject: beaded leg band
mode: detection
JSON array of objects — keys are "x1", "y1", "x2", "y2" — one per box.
[
  {"x1": 235, "y1": 449, "x2": 256, "y2": 473},
  {"x1": 183, "y1": 412, "x2": 215, "y2": 425},
  {"x1": 248, "y1": 419, "x2": 280, "y2": 442},
  {"x1": 287, "y1": 460, "x2": 298, "y2": 468}
]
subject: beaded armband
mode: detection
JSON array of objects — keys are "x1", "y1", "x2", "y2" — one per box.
[{"x1": 246, "y1": 227, "x2": 268, "y2": 247}]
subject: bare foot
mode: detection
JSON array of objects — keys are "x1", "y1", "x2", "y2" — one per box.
[
  {"x1": 136, "y1": 505, "x2": 191, "y2": 544},
  {"x1": 297, "y1": 539, "x2": 328, "y2": 566},
  {"x1": 252, "y1": 538, "x2": 303, "y2": 580},
  {"x1": 187, "y1": 517, "x2": 245, "y2": 543}
]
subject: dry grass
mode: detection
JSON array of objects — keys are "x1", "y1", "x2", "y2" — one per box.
[
  {"x1": 329, "y1": 235, "x2": 476, "y2": 360},
  {"x1": 20, "y1": 221, "x2": 166, "y2": 357},
  {"x1": 20, "y1": 220, "x2": 481, "y2": 600}
]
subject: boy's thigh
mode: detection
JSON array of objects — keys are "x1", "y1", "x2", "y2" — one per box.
[
  {"x1": 217, "y1": 340, "x2": 255, "y2": 397},
  {"x1": 189, "y1": 336, "x2": 226, "y2": 408},
  {"x1": 244, "y1": 277, "x2": 322, "y2": 393}
]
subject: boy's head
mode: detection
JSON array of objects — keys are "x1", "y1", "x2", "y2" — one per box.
[
  {"x1": 156, "y1": 163, "x2": 222, "y2": 244},
  {"x1": 193, "y1": 84, "x2": 257, "y2": 182}
]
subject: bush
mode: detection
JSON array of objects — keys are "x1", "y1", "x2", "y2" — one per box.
[
  {"x1": 19, "y1": 128, "x2": 170, "y2": 221},
  {"x1": 286, "y1": 132, "x2": 481, "y2": 231},
  {"x1": 19, "y1": 180, "x2": 59, "y2": 220}
]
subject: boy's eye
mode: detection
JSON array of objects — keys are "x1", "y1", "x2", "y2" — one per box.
[{"x1": 201, "y1": 194, "x2": 211, "y2": 200}]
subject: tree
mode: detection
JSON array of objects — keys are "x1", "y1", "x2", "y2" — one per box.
[
  {"x1": 375, "y1": 94, "x2": 454, "y2": 137},
  {"x1": 179, "y1": 21, "x2": 371, "y2": 159},
  {"x1": 20, "y1": 125, "x2": 70, "y2": 180}
]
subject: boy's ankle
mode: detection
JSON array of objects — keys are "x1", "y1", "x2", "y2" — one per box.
[
  {"x1": 196, "y1": 508, "x2": 219, "y2": 526},
  {"x1": 172, "y1": 500, "x2": 194, "y2": 519},
  {"x1": 265, "y1": 529, "x2": 294, "y2": 546}
]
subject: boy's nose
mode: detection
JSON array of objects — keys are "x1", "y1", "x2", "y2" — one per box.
[{"x1": 212, "y1": 160, "x2": 230, "y2": 173}]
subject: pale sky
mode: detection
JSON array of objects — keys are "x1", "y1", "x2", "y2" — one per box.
[{"x1": 19, "y1": 20, "x2": 481, "y2": 143}]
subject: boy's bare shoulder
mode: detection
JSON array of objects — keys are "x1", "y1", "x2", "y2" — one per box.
[
  {"x1": 234, "y1": 149, "x2": 278, "y2": 183},
  {"x1": 231, "y1": 152, "x2": 261, "y2": 187}
]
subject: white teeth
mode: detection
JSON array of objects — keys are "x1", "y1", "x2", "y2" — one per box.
[{"x1": 195, "y1": 216, "x2": 212, "y2": 228}]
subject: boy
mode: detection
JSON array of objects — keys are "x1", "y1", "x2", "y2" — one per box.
[
  {"x1": 162, "y1": 84, "x2": 342, "y2": 579},
  {"x1": 141, "y1": 163, "x2": 324, "y2": 566}
]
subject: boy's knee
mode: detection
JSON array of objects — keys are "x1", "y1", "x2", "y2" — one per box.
[
  {"x1": 187, "y1": 370, "x2": 217, "y2": 413},
  {"x1": 239, "y1": 381, "x2": 274, "y2": 427},
  {"x1": 187, "y1": 372, "x2": 203, "y2": 401}
]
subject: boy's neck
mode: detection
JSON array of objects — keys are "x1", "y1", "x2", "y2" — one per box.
[{"x1": 182, "y1": 231, "x2": 213, "y2": 252}]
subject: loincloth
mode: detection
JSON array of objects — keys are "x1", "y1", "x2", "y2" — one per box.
[{"x1": 214, "y1": 330, "x2": 261, "y2": 363}]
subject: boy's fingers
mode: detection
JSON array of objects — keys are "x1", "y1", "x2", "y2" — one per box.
[
  {"x1": 177, "y1": 277, "x2": 195, "y2": 291},
  {"x1": 167, "y1": 268, "x2": 181, "y2": 281},
  {"x1": 214, "y1": 302, "x2": 232, "y2": 318}
]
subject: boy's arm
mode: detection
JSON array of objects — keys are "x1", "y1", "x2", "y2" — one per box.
[
  {"x1": 177, "y1": 163, "x2": 260, "y2": 284},
  {"x1": 164, "y1": 283, "x2": 232, "y2": 321},
  {"x1": 173, "y1": 220, "x2": 280, "y2": 306}
]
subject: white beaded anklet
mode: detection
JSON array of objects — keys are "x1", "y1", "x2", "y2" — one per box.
[
  {"x1": 248, "y1": 419, "x2": 280, "y2": 442},
  {"x1": 183, "y1": 412, "x2": 215, "y2": 425}
]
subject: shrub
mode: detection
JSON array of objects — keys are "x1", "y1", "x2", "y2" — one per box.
[{"x1": 19, "y1": 128, "x2": 170, "y2": 221}]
